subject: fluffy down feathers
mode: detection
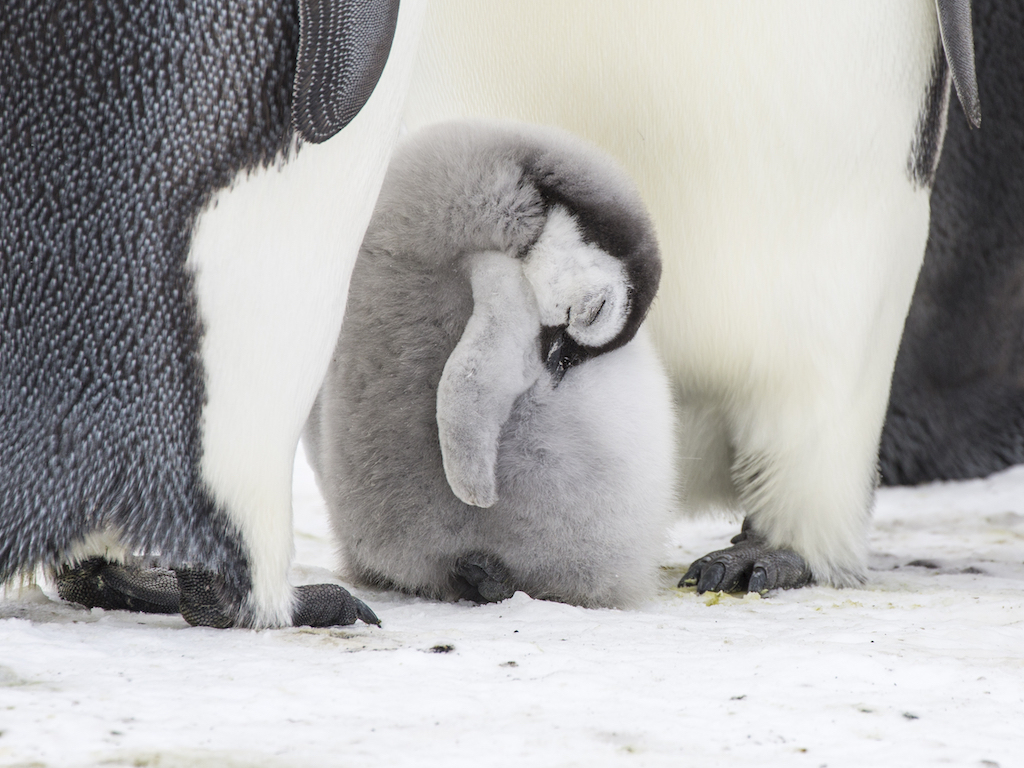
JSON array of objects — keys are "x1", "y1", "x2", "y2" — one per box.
[{"x1": 306, "y1": 120, "x2": 676, "y2": 607}]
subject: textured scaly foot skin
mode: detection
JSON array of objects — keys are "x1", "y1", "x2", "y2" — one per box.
[
  {"x1": 680, "y1": 520, "x2": 813, "y2": 594},
  {"x1": 292, "y1": 584, "x2": 380, "y2": 627},
  {"x1": 453, "y1": 552, "x2": 516, "y2": 603},
  {"x1": 56, "y1": 557, "x2": 181, "y2": 614},
  {"x1": 174, "y1": 568, "x2": 380, "y2": 628},
  {"x1": 173, "y1": 567, "x2": 240, "y2": 628},
  {"x1": 57, "y1": 559, "x2": 379, "y2": 627}
]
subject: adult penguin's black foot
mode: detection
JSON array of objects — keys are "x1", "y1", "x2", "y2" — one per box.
[
  {"x1": 174, "y1": 568, "x2": 380, "y2": 629},
  {"x1": 453, "y1": 552, "x2": 517, "y2": 603},
  {"x1": 56, "y1": 557, "x2": 181, "y2": 614},
  {"x1": 57, "y1": 558, "x2": 380, "y2": 628},
  {"x1": 292, "y1": 584, "x2": 381, "y2": 627},
  {"x1": 680, "y1": 520, "x2": 813, "y2": 594}
]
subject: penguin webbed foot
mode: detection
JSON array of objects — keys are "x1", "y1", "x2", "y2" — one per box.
[
  {"x1": 680, "y1": 520, "x2": 813, "y2": 594},
  {"x1": 56, "y1": 559, "x2": 248, "y2": 627},
  {"x1": 56, "y1": 557, "x2": 181, "y2": 614},
  {"x1": 292, "y1": 583, "x2": 380, "y2": 628},
  {"x1": 452, "y1": 552, "x2": 517, "y2": 603},
  {"x1": 57, "y1": 559, "x2": 379, "y2": 628},
  {"x1": 175, "y1": 569, "x2": 380, "y2": 628}
]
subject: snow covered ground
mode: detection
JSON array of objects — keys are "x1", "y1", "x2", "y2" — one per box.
[{"x1": 2, "y1": 446, "x2": 1022, "y2": 768}]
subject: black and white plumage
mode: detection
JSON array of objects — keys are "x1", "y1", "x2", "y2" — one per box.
[
  {"x1": 304, "y1": 120, "x2": 676, "y2": 608},
  {"x1": 881, "y1": 0, "x2": 1024, "y2": 486},
  {"x1": 0, "y1": 0, "x2": 425, "y2": 628},
  {"x1": 403, "y1": 1, "x2": 979, "y2": 593}
]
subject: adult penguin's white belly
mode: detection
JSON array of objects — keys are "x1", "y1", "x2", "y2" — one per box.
[{"x1": 403, "y1": 1, "x2": 947, "y2": 588}]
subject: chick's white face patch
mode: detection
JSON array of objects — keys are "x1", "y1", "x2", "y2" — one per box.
[{"x1": 523, "y1": 206, "x2": 630, "y2": 348}]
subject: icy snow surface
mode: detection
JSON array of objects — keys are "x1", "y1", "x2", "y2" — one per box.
[{"x1": 2, "y1": 446, "x2": 1022, "y2": 768}]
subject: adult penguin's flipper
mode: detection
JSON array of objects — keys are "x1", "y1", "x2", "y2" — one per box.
[
  {"x1": 936, "y1": 0, "x2": 981, "y2": 128},
  {"x1": 293, "y1": 0, "x2": 401, "y2": 143}
]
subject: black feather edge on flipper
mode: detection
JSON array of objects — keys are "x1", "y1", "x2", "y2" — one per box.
[
  {"x1": 293, "y1": 0, "x2": 401, "y2": 143},
  {"x1": 936, "y1": 0, "x2": 981, "y2": 127}
]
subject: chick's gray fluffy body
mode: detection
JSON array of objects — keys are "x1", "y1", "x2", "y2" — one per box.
[{"x1": 306, "y1": 121, "x2": 676, "y2": 608}]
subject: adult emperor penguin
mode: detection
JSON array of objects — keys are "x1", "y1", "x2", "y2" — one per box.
[
  {"x1": 0, "y1": 0, "x2": 425, "y2": 628},
  {"x1": 881, "y1": 0, "x2": 1024, "y2": 485},
  {"x1": 304, "y1": 120, "x2": 676, "y2": 607},
  {"x1": 402, "y1": 2, "x2": 980, "y2": 593}
]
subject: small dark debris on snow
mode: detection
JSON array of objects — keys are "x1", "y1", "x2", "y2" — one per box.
[
  {"x1": 907, "y1": 560, "x2": 939, "y2": 569},
  {"x1": 902, "y1": 712, "x2": 919, "y2": 720},
  {"x1": 429, "y1": 644, "x2": 455, "y2": 654},
  {"x1": 501, "y1": 661, "x2": 518, "y2": 667},
  {"x1": 730, "y1": 695, "x2": 746, "y2": 700}
]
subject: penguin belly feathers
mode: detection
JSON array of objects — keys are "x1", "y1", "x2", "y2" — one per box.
[
  {"x1": 403, "y1": 1, "x2": 980, "y2": 592},
  {"x1": 0, "y1": 0, "x2": 425, "y2": 627},
  {"x1": 305, "y1": 120, "x2": 676, "y2": 607}
]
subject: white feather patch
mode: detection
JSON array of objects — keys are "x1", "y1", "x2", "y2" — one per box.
[
  {"x1": 523, "y1": 207, "x2": 629, "y2": 348},
  {"x1": 186, "y1": 0, "x2": 426, "y2": 627}
]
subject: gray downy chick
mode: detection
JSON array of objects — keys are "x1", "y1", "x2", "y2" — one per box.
[{"x1": 305, "y1": 119, "x2": 677, "y2": 608}]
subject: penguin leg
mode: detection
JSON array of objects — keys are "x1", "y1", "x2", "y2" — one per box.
[
  {"x1": 680, "y1": 519, "x2": 812, "y2": 594},
  {"x1": 680, "y1": 362, "x2": 895, "y2": 594},
  {"x1": 452, "y1": 552, "x2": 517, "y2": 603}
]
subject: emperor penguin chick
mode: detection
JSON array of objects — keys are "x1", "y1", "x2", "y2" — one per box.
[{"x1": 305, "y1": 120, "x2": 676, "y2": 607}]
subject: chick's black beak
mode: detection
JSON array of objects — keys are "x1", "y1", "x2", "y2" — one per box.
[
  {"x1": 545, "y1": 331, "x2": 568, "y2": 387},
  {"x1": 541, "y1": 326, "x2": 587, "y2": 388}
]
